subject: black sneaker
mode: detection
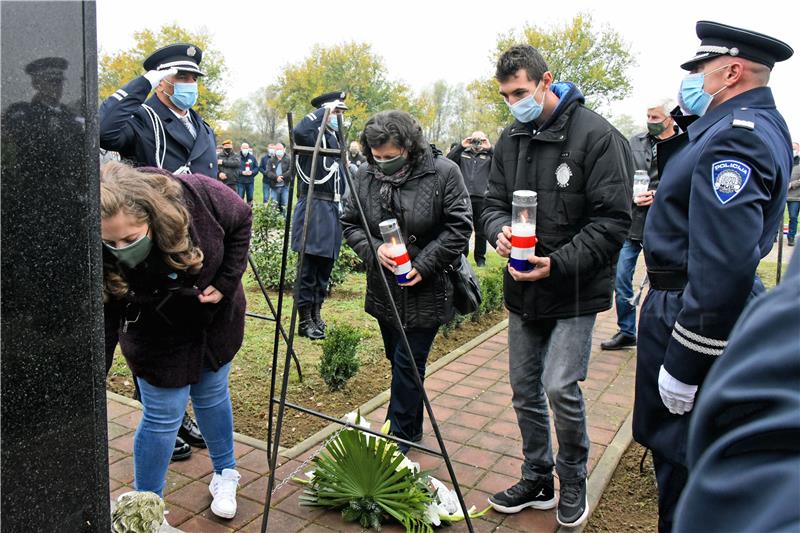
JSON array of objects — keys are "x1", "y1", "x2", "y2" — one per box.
[
  {"x1": 600, "y1": 331, "x2": 636, "y2": 351},
  {"x1": 557, "y1": 478, "x2": 589, "y2": 527},
  {"x1": 488, "y1": 477, "x2": 556, "y2": 514}
]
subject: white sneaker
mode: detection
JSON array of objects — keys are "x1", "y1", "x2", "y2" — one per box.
[{"x1": 209, "y1": 468, "x2": 241, "y2": 519}]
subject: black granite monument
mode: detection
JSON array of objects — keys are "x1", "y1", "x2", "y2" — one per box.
[{"x1": 1, "y1": 1, "x2": 110, "y2": 531}]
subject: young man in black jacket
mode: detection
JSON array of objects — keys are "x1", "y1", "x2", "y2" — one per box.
[{"x1": 483, "y1": 45, "x2": 632, "y2": 527}]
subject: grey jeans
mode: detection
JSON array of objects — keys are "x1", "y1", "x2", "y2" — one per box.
[{"x1": 508, "y1": 311, "x2": 596, "y2": 483}]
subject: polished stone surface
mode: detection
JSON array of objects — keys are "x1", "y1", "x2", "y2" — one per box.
[{"x1": 1, "y1": 1, "x2": 110, "y2": 530}]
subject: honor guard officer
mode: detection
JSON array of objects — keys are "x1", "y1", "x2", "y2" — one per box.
[
  {"x1": 99, "y1": 43, "x2": 218, "y2": 177},
  {"x1": 633, "y1": 21, "x2": 794, "y2": 532},
  {"x1": 98, "y1": 44, "x2": 217, "y2": 460},
  {"x1": 292, "y1": 91, "x2": 347, "y2": 340}
]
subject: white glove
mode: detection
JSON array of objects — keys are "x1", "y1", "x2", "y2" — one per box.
[
  {"x1": 658, "y1": 365, "x2": 698, "y2": 415},
  {"x1": 321, "y1": 100, "x2": 346, "y2": 111},
  {"x1": 143, "y1": 67, "x2": 178, "y2": 90}
]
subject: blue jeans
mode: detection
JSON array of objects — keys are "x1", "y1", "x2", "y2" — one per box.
[
  {"x1": 787, "y1": 201, "x2": 799, "y2": 241},
  {"x1": 270, "y1": 186, "x2": 289, "y2": 212},
  {"x1": 508, "y1": 312, "x2": 596, "y2": 482},
  {"x1": 134, "y1": 363, "x2": 235, "y2": 496},
  {"x1": 237, "y1": 182, "x2": 254, "y2": 204},
  {"x1": 614, "y1": 239, "x2": 643, "y2": 337},
  {"x1": 378, "y1": 321, "x2": 439, "y2": 444}
]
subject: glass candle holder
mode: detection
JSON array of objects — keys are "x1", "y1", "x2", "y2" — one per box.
[
  {"x1": 379, "y1": 218, "x2": 412, "y2": 284},
  {"x1": 510, "y1": 190, "x2": 538, "y2": 272},
  {"x1": 633, "y1": 170, "x2": 650, "y2": 202}
]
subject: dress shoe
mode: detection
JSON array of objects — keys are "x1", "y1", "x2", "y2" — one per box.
[
  {"x1": 178, "y1": 412, "x2": 206, "y2": 448},
  {"x1": 476, "y1": 258, "x2": 486, "y2": 267},
  {"x1": 171, "y1": 436, "x2": 192, "y2": 462},
  {"x1": 788, "y1": 237, "x2": 795, "y2": 246},
  {"x1": 299, "y1": 305, "x2": 325, "y2": 340},
  {"x1": 601, "y1": 331, "x2": 637, "y2": 350}
]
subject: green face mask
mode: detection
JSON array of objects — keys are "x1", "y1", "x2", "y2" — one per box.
[
  {"x1": 104, "y1": 233, "x2": 153, "y2": 268},
  {"x1": 647, "y1": 121, "x2": 666, "y2": 137},
  {"x1": 374, "y1": 154, "x2": 407, "y2": 176}
]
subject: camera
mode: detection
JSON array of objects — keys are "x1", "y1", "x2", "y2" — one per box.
[{"x1": 470, "y1": 138, "x2": 482, "y2": 147}]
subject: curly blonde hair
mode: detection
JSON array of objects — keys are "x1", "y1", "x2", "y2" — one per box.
[{"x1": 101, "y1": 161, "x2": 203, "y2": 300}]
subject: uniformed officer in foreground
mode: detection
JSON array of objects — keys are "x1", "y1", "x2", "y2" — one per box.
[
  {"x1": 99, "y1": 43, "x2": 218, "y2": 177},
  {"x1": 99, "y1": 43, "x2": 217, "y2": 460},
  {"x1": 633, "y1": 21, "x2": 793, "y2": 532},
  {"x1": 674, "y1": 251, "x2": 800, "y2": 533},
  {"x1": 291, "y1": 91, "x2": 347, "y2": 340}
]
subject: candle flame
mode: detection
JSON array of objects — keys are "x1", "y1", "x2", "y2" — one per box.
[{"x1": 520, "y1": 210, "x2": 528, "y2": 223}]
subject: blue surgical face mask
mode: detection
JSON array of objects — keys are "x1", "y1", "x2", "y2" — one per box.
[
  {"x1": 678, "y1": 64, "x2": 729, "y2": 116},
  {"x1": 276, "y1": 150, "x2": 285, "y2": 158},
  {"x1": 506, "y1": 83, "x2": 544, "y2": 123},
  {"x1": 168, "y1": 81, "x2": 199, "y2": 110},
  {"x1": 329, "y1": 115, "x2": 339, "y2": 130}
]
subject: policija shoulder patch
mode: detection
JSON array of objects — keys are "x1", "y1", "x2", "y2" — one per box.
[{"x1": 711, "y1": 159, "x2": 751, "y2": 204}]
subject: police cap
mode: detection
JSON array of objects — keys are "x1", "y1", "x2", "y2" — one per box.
[
  {"x1": 24, "y1": 57, "x2": 68, "y2": 78},
  {"x1": 310, "y1": 91, "x2": 348, "y2": 109},
  {"x1": 143, "y1": 43, "x2": 206, "y2": 76},
  {"x1": 681, "y1": 21, "x2": 793, "y2": 71}
]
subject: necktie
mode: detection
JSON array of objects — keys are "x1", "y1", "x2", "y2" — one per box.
[{"x1": 179, "y1": 114, "x2": 197, "y2": 139}]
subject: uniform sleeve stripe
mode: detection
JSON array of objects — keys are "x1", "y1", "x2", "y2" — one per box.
[
  {"x1": 111, "y1": 92, "x2": 123, "y2": 101},
  {"x1": 116, "y1": 89, "x2": 128, "y2": 98},
  {"x1": 672, "y1": 329, "x2": 725, "y2": 356},
  {"x1": 674, "y1": 323, "x2": 728, "y2": 347}
]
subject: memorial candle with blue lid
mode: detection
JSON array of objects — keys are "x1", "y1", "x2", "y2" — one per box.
[{"x1": 510, "y1": 190, "x2": 538, "y2": 272}]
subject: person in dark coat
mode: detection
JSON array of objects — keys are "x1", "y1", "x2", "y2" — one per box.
[
  {"x1": 237, "y1": 142, "x2": 258, "y2": 204},
  {"x1": 602, "y1": 99, "x2": 677, "y2": 351},
  {"x1": 341, "y1": 110, "x2": 471, "y2": 453},
  {"x1": 291, "y1": 91, "x2": 348, "y2": 340},
  {"x1": 447, "y1": 130, "x2": 493, "y2": 266},
  {"x1": 218, "y1": 139, "x2": 240, "y2": 191},
  {"x1": 100, "y1": 43, "x2": 220, "y2": 458},
  {"x1": 99, "y1": 43, "x2": 218, "y2": 177},
  {"x1": 673, "y1": 251, "x2": 800, "y2": 533},
  {"x1": 633, "y1": 21, "x2": 793, "y2": 533},
  {"x1": 101, "y1": 161, "x2": 251, "y2": 519},
  {"x1": 264, "y1": 143, "x2": 291, "y2": 213},
  {"x1": 482, "y1": 45, "x2": 632, "y2": 527}
]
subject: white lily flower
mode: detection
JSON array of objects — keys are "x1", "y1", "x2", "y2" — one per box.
[
  {"x1": 342, "y1": 411, "x2": 371, "y2": 431},
  {"x1": 395, "y1": 454, "x2": 420, "y2": 474},
  {"x1": 429, "y1": 476, "x2": 459, "y2": 514},
  {"x1": 425, "y1": 502, "x2": 443, "y2": 526}
]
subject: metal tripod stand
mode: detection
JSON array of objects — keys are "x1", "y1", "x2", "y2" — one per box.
[{"x1": 258, "y1": 108, "x2": 476, "y2": 532}]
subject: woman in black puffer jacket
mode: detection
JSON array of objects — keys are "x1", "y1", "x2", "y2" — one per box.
[{"x1": 341, "y1": 110, "x2": 472, "y2": 451}]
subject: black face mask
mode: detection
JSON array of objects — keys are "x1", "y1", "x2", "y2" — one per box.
[{"x1": 223, "y1": 148, "x2": 232, "y2": 154}]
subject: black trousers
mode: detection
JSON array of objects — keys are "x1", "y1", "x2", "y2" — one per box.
[
  {"x1": 652, "y1": 450, "x2": 689, "y2": 533},
  {"x1": 295, "y1": 253, "x2": 335, "y2": 308},
  {"x1": 465, "y1": 196, "x2": 487, "y2": 262},
  {"x1": 378, "y1": 320, "x2": 439, "y2": 442}
]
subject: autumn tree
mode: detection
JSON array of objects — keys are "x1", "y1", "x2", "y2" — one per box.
[
  {"x1": 470, "y1": 13, "x2": 636, "y2": 134},
  {"x1": 98, "y1": 24, "x2": 227, "y2": 129},
  {"x1": 273, "y1": 42, "x2": 415, "y2": 141}
]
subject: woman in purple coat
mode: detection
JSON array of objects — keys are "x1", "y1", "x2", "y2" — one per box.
[{"x1": 101, "y1": 161, "x2": 251, "y2": 520}]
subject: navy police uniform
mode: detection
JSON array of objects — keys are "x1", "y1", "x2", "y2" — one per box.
[
  {"x1": 674, "y1": 251, "x2": 800, "y2": 533},
  {"x1": 633, "y1": 21, "x2": 794, "y2": 532},
  {"x1": 98, "y1": 43, "x2": 218, "y2": 177},
  {"x1": 291, "y1": 91, "x2": 347, "y2": 338}
]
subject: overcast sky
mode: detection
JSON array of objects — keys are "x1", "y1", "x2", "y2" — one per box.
[{"x1": 97, "y1": 0, "x2": 797, "y2": 139}]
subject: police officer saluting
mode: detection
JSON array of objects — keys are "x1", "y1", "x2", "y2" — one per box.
[
  {"x1": 99, "y1": 44, "x2": 218, "y2": 461},
  {"x1": 291, "y1": 91, "x2": 347, "y2": 340},
  {"x1": 633, "y1": 21, "x2": 793, "y2": 532},
  {"x1": 99, "y1": 43, "x2": 218, "y2": 177}
]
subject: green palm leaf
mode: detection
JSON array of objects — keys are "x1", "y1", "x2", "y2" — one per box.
[{"x1": 300, "y1": 428, "x2": 433, "y2": 531}]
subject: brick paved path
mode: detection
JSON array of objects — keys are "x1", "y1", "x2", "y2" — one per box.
[{"x1": 107, "y1": 305, "x2": 636, "y2": 532}]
